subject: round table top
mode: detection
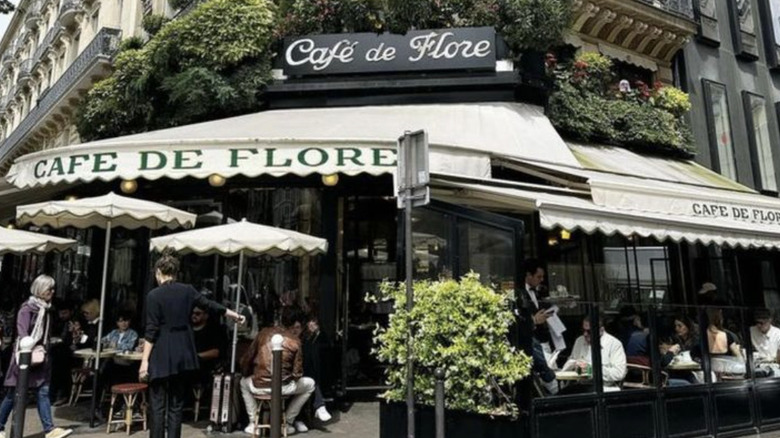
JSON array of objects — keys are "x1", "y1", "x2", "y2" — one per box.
[
  {"x1": 74, "y1": 348, "x2": 117, "y2": 359},
  {"x1": 115, "y1": 351, "x2": 143, "y2": 361},
  {"x1": 667, "y1": 361, "x2": 701, "y2": 371},
  {"x1": 555, "y1": 370, "x2": 590, "y2": 381}
]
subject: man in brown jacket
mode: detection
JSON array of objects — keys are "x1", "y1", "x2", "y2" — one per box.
[{"x1": 239, "y1": 307, "x2": 315, "y2": 435}]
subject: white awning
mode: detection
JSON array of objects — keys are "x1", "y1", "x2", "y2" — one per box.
[
  {"x1": 431, "y1": 177, "x2": 780, "y2": 249},
  {"x1": 6, "y1": 102, "x2": 578, "y2": 189}
]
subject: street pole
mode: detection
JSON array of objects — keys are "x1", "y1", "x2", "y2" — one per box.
[
  {"x1": 12, "y1": 337, "x2": 35, "y2": 438},
  {"x1": 270, "y1": 334, "x2": 284, "y2": 438},
  {"x1": 434, "y1": 368, "x2": 445, "y2": 438},
  {"x1": 405, "y1": 187, "x2": 415, "y2": 438}
]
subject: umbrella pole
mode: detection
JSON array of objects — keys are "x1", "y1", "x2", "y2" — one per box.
[
  {"x1": 90, "y1": 220, "x2": 112, "y2": 427},
  {"x1": 231, "y1": 250, "x2": 245, "y2": 374}
]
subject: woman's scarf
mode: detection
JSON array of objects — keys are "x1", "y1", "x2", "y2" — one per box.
[{"x1": 27, "y1": 296, "x2": 51, "y2": 344}]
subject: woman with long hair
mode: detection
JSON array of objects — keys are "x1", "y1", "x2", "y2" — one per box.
[
  {"x1": 140, "y1": 250, "x2": 244, "y2": 438},
  {"x1": 0, "y1": 275, "x2": 72, "y2": 438}
]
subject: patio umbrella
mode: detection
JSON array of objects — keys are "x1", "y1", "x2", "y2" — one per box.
[
  {"x1": 0, "y1": 227, "x2": 77, "y2": 254},
  {"x1": 149, "y1": 218, "x2": 328, "y2": 372},
  {"x1": 16, "y1": 192, "x2": 196, "y2": 425}
]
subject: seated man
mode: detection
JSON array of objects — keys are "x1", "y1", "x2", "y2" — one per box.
[
  {"x1": 563, "y1": 316, "x2": 627, "y2": 392},
  {"x1": 239, "y1": 307, "x2": 314, "y2": 436},
  {"x1": 192, "y1": 304, "x2": 226, "y2": 374},
  {"x1": 751, "y1": 309, "x2": 780, "y2": 376}
]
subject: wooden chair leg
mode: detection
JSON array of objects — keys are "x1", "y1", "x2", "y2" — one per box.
[
  {"x1": 124, "y1": 393, "x2": 138, "y2": 435},
  {"x1": 106, "y1": 393, "x2": 117, "y2": 434},
  {"x1": 193, "y1": 387, "x2": 201, "y2": 422},
  {"x1": 142, "y1": 391, "x2": 148, "y2": 431},
  {"x1": 252, "y1": 401, "x2": 261, "y2": 438}
]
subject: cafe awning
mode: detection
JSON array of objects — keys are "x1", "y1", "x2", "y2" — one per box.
[
  {"x1": 431, "y1": 175, "x2": 780, "y2": 249},
  {"x1": 445, "y1": 142, "x2": 780, "y2": 249},
  {"x1": 5, "y1": 102, "x2": 578, "y2": 189}
]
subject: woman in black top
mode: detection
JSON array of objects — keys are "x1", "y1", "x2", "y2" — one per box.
[{"x1": 140, "y1": 251, "x2": 244, "y2": 438}]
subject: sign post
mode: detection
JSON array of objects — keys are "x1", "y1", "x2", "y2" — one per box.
[{"x1": 396, "y1": 130, "x2": 430, "y2": 438}]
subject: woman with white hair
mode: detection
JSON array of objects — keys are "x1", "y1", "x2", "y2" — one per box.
[{"x1": 0, "y1": 275, "x2": 72, "y2": 438}]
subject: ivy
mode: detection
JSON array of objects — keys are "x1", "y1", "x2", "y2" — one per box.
[
  {"x1": 76, "y1": 0, "x2": 275, "y2": 141},
  {"x1": 372, "y1": 273, "x2": 532, "y2": 416}
]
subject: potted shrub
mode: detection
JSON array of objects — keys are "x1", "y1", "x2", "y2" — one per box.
[{"x1": 373, "y1": 272, "x2": 532, "y2": 438}]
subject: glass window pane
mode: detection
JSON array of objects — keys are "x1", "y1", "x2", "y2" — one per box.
[
  {"x1": 751, "y1": 307, "x2": 780, "y2": 379},
  {"x1": 457, "y1": 220, "x2": 514, "y2": 288},
  {"x1": 657, "y1": 307, "x2": 705, "y2": 386},
  {"x1": 706, "y1": 82, "x2": 738, "y2": 180},
  {"x1": 747, "y1": 94, "x2": 778, "y2": 191},
  {"x1": 411, "y1": 208, "x2": 452, "y2": 280}
]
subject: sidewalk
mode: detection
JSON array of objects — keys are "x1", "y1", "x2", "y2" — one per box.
[{"x1": 14, "y1": 402, "x2": 379, "y2": 438}]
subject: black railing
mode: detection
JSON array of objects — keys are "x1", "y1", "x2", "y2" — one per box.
[
  {"x1": 0, "y1": 28, "x2": 121, "y2": 163},
  {"x1": 636, "y1": 0, "x2": 695, "y2": 20}
]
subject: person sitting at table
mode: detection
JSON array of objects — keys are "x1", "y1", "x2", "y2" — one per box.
[
  {"x1": 751, "y1": 309, "x2": 780, "y2": 377},
  {"x1": 100, "y1": 312, "x2": 140, "y2": 393},
  {"x1": 81, "y1": 299, "x2": 101, "y2": 349},
  {"x1": 619, "y1": 307, "x2": 650, "y2": 366},
  {"x1": 660, "y1": 315, "x2": 702, "y2": 386},
  {"x1": 101, "y1": 311, "x2": 138, "y2": 353},
  {"x1": 191, "y1": 303, "x2": 227, "y2": 405},
  {"x1": 239, "y1": 307, "x2": 315, "y2": 435},
  {"x1": 561, "y1": 315, "x2": 627, "y2": 392},
  {"x1": 706, "y1": 307, "x2": 745, "y2": 377}
]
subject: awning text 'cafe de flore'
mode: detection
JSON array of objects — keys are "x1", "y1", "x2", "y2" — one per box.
[{"x1": 5, "y1": 26, "x2": 780, "y2": 438}]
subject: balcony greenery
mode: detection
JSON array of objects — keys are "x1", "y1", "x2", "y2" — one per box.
[
  {"x1": 547, "y1": 52, "x2": 694, "y2": 156},
  {"x1": 371, "y1": 272, "x2": 532, "y2": 416},
  {"x1": 77, "y1": 0, "x2": 571, "y2": 141}
]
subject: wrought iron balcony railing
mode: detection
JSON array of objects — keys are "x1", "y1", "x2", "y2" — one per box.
[
  {"x1": 25, "y1": 1, "x2": 43, "y2": 30},
  {"x1": 33, "y1": 24, "x2": 61, "y2": 68},
  {"x1": 58, "y1": 0, "x2": 83, "y2": 25},
  {"x1": 0, "y1": 28, "x2": 121, "y2": 163},
  {"x1": 636, "y1": 0, "x2": 695, "y2": 20},
  {"x1": 17, "y1": 59, "x2": 32, "y2": 84}
]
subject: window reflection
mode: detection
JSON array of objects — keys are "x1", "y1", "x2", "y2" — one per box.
[
  {"x1": 411, "y1": 209, "x2": 451, "y2": 280},
  {"x1": 458, "y1": 220, "x2": 514, "y2": 288}
]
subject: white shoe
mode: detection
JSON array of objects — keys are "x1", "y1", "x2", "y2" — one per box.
[
  {"x1": 45, "y1": 428, "x2": 73, "y2": 438},
  {"x1": 286, "y1": 424, "x2": 297, "y2": 435},
  {"x1": 294, "y1": 421, "x2": 309, "y2": 433},
  {"x1": 243, "y1": 424, "x2": 257, "y2": 435},
  {"x1": 315, "y1": 406, "x2": 332, "y2": 422}
]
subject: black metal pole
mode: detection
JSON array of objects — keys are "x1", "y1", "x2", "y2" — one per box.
[
  {"x1": 270, "y1": 334, "x2": 284, "y2": 438},
  {"x1": 12, "y1": 337, "x2": 34, "y2": 438},
  {"x1": 405, "y1": 189, "x2": 415, "y2": 438},
  {"x1": 434, "y1": 368, "x2": 445, "y2": 438}
]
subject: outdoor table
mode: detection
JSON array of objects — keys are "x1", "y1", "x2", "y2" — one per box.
[
  {"x1": 74, "y1": 348, "x2": 117, "y2": 363},
  {"x1": 114, "y1": 351, "x2": 143, "y2": 361},
  {"x1": 667, "y1": 361, "x2": 701, "y2": 371},
  {"x1": 555, "y1": 370, "x2": 591, "y2": 391}
]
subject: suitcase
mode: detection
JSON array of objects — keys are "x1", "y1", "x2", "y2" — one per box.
[{"x1": 209, "y1": 373, "x2": 243, "y2": 433}]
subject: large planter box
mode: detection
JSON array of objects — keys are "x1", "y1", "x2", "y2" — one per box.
[{"x1": 379, "y1": 401, "x2": 525, "y2": 438}]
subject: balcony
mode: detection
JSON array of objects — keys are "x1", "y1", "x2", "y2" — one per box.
[
  {"x1": 1, "y1": 53, "x2": 12, "y2": 69},
  {"x1": 636, "y1": 0, "x2": 694, "y2": 20},
  {"x1": 32, "y1": 24, "x2": 61, "y2": 68},
  {"x1": 25, "y1": 1, "x2": 42, "y2": 30},
  {"x1": 568, "y1": 0, "x2": 697, "y2": 82},
  {"x1": 58, "y1": 0, "x2": 83, "y2": 27},
  {"x1": 17, "y1": 59, "x2": 32, "y2": 86},
  {"x1": 0, "y1": 28, "x2": 121, "y2": 170}
]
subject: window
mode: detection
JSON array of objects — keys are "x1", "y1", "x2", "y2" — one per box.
[
  {"x1": 743, "y1": 92, "x2": 778, "y2": 192},
  {"x1": 759, "y1": 0, "x2": 780, "y2": 68},
  {"x1": 702, "y1": 80, "x2": 737, "y2": 180},
  {"x1": 728, "y1": 0, "x2": 760, "y2": 59},
  {"x1": 91, "y1": 8, "x2": 100, "y2": 34}
]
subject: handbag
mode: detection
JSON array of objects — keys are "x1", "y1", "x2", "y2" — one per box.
[{"x1": 15, "y1": 315, "x2": 49, "y2": 366}]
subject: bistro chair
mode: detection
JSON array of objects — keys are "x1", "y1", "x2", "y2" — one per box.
[
  {"x1": 623, "y1": 364, "x2": 668, "y2": 389},
  {"x1": 252, "y1": 393, "x2": 291, "y2": 438},
  {"x1": 192, "y1": 384, "x2": 203, "y2": 422},
  {"x1": 69, "y1": 367, "x2": 94, "y2": 406},
  {"x1": 106, "y1": 383, "x2": 148, "y2": 435}
]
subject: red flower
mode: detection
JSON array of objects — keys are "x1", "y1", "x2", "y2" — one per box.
[{"x1": 574, "y1": 60, "x2": 588, "y2": 70}]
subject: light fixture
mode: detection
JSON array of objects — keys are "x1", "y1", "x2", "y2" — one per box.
[
  {"x1": 560, "y1": 229, "x2": 571, "y2": 240},
  {"x1": 65, "y1": 195, "x2": 78, "y2": 201},
  {"x1": 208, "y1": 174, "x2": 226, "y2": 187},
  {"x1": 547, "y1": 236, "x2": 559, "y2": 246},
  {"x1": 5, "y1": 223, "x2": 13, "y2": 229},
  {"x1": 120, "y1": 179, "x2": 137, "y2": 194},
  {"x1": 321, "y1": 173, "x2": 339, "y2": 187}
]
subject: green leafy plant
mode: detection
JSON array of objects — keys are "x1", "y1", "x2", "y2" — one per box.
[
  {"x1": 500, "y1": 0, "x2": 572, "y2": 52},
  {"x1": 76, "y1": 0, "x2": 275, "y2": 141},
  {"x1": 142, "y1": 14, "x2": 169, "y2": 36},
  {"x1": 372, "y1": 272, "x2": 531, "y2": 416},
  {"x1": 276, "y1": 0, "x2": 383, "y2": 36},
  {"x1": 547, "y1": 52, "x2": 694, "y2": 155}
]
